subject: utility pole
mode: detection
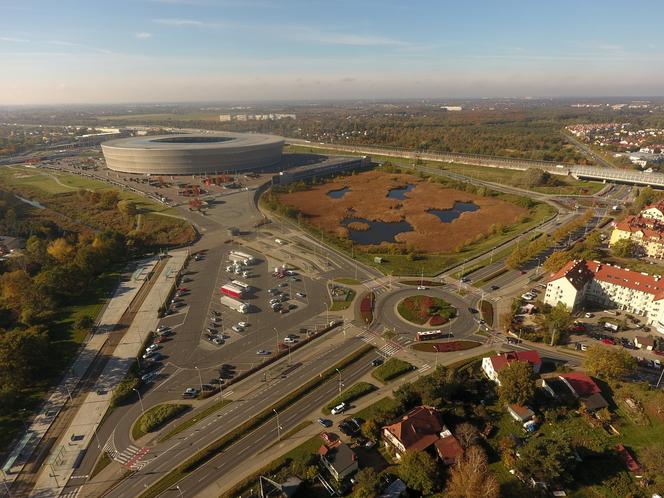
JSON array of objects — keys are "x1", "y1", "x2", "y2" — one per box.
[
  {"x1": 336, "y1": 368, "x2": 343, "y2": 394},
  {"x1": 195, "y1": 366, "x2": 203, "y2": 393},
  {"x1": 133, "y1": 388, "x2": 145, "y2": 414},
  {"x1": 273, "y1": 409, "x2": 282, "y2": 441}
]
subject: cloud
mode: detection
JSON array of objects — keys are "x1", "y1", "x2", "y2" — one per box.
[
  {"x1": 152, "y1": 18, "x2": 209, "y2": 27},
  {"x1": 136, "y1": 32, "x2": 153, "y2": 39},
  {"x1": 0, "y1": 37, "x2": 30, "y2": 43}
]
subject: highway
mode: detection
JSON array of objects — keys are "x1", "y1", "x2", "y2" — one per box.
[
  {"x1": 158, "y1": 350, "x2": 375, "y2": 498},
  {"x1": 95, "y1": 333, "x2": 372, "y2": 498}
]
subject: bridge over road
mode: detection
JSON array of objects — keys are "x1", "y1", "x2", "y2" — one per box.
[{"x1": 287, "y1": 139, "x2": 664, "y2": 188}]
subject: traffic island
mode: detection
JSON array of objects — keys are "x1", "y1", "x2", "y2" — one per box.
[
  {"x1": 131, "y1": 403, "x2": 191, "y2": 441},
  {"x1": 396, "y1": 294, "x2": 456, "y2": 327},
  {"x1": 410, "y1": 340, "x2": 481, "y2": 353}
]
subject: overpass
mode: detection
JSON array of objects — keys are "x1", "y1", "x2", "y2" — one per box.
[{"x1": 287, "y1": 139, "x2": 664, "y2": 188}]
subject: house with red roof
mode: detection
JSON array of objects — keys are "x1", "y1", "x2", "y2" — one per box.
[
  {"x1": 381, "y1": 406, "x2": 462, "y2": 464},
  {"x1": 558, "y1": 373, "x2": 608, "y2": 412},
  {"x1": 544, "y1": 259, "x2": 664, "y2": 334},
  {"x1": 641, "y1": 200, "x2": 664, "y2": 222},
  {"x1": 481, "y1": 350, "x2": 542, "y2": 385}
]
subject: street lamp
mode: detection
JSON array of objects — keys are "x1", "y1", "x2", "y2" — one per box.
[
  {"x1": 195, "y1": 366, "x2": 204, "y2": 393},
  {"x1": 273, "y1": 327, "x2": 279, "y2": 352},
  {"x1": 324, "y1": 302, "x2": 329, "y2": 327},
  {"x1": 335, "y1": 368, "x2": 343, "y2": 394},
  {"x1": 273, "y1": 409, "x2": 282, "y2": 441},
  {"x1": 176, "y1": 485, "x2": 184, "y2": 498},
  {"x1": 132, "y1": 388, "x2": 145, "y2": 414}
]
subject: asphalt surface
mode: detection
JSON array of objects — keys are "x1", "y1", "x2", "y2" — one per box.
[
  {"x1": 101, "y1": 334, "x2": 372, "y2": 498},
  {"x1": 159, "y1": 349, "x2": 377, "y2": 498}
]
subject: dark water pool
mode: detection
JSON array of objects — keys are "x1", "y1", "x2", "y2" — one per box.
[
  {"x1": 387, "y1": 184, "x2": 415, "y2": 200},
  {"x1": 428, "y1": 201, "x2": 479, "y2": 223},
  {"x1": 327, "y1": 187, "x2": 351, "y2": 199},
  {"x1": 341, "y1": 217, "x2": 413, "y2": 245}
]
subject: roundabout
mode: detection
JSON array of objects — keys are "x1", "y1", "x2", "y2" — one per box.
[{"x1": 396, "y1": 294, "x2": 456, "y2": 327}]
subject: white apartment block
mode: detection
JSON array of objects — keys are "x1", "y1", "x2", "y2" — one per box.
[{"x1": 544, "y1": 260, "x2": 664, "y2": 334}]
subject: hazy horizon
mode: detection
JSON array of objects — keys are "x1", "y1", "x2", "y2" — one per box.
[{"x1": 2, "y1": 0, "x2": 664, "y2": 105}]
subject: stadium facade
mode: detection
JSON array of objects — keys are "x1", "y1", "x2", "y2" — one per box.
[{"x1": 101, "y1": 132, "x2": 284, "y2": 175}]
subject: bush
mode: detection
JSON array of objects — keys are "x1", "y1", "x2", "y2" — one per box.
[
  {"x1": 323, "y1": 382, "x2": 377, "y2": 414},
  {"x1": 372, "y1": 358, "x2": 414, "y2": 383},
  {"x1": 133, "y1": 403, "x2": 190, "y2": 440},
  {"x1": 111, "y1": 374, "x2": 140, "y2": 407}
]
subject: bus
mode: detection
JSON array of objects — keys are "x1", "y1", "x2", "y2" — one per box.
[{"x1": 416, "y1": 330, "x2": 446, "y2": 341}]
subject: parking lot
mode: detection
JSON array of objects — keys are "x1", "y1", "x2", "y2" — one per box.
[{"x1": 135, "y1": 243, "x2": 338, "y2": 397}]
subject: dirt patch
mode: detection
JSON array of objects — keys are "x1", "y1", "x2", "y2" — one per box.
[
  {"x1": 276, "y1": 170, "x2": 526, "y2": 253},
  {"x1": 346, "y1": 221, "x2": 370, "y2": 231}
]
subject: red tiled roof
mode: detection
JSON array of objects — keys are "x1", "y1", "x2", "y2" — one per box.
[
  {"x1": 548, "y1": 260, "x2": 594, "y2": 290},
  {"x1": 614, "y1": 215, "x2": 664, "y2": 241},
  {"x1": 434, "y1": 435, "x2": 463, "y2": 463},
  {"x1": 559, "y1": 373, "x2": 601, "y2": 397},
  {"x1": 643, "y1": 200, "x2": 664, "y2": 213},
  {"x1": 489, "y1": 350, "x2": 541, "y2": 372},
  {"x1": 382, "y1": 406, "x2": 444, "y2": 451},
  {"x1": 549, "y1": 259, "x2": 664, "y2": 301}
]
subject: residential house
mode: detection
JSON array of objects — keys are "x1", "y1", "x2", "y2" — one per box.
[
  {"x1": 641, "y1": 200, "x2": 664, "y2": 222},
  {"x1": 481, "y1": 351, "x2": 542, "y2": 385},
  {"x1": 634, "y1": 336, "x2": 655, "y2": 351},
  {"x1": 558, "y1": 373, "x2": 609, "y2": 412},
  {"x1": 507, "y1": 404, "x2": 535, "y2": 423},
  {"x1": 433, "y1": 428, "x2": 464, "y2": 466},
  {"x1": 318, "y1": 442, "x2": 358, "y2": 481},
  {"x1": 381, "y1": 406, "x2": 462, "y2": 464},
  {"x1": 544, "y1": 259, "x2": 664, "y2": 334}
]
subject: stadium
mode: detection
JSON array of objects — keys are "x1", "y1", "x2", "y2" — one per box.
[{"x1": 101, "y1": 132, "x2": 284, "y2": 175}]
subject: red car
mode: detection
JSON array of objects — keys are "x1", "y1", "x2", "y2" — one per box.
[
  {"x1": 178, "y1": 287, "x2": 189, "y2": 292},
  {"x1": 601, "y1": 338, "x2": 615, "y2": 346},
  {"x1": 320, "y1": 432, "x2": 337, "y2": 445}
]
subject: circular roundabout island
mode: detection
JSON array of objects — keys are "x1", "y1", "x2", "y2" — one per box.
[
  {"x1": 101, "y1": 131, "x2": 284, "y2": 175},
  {"x1": 396, "y1": 294, "x2": 457, "y2": 327}
]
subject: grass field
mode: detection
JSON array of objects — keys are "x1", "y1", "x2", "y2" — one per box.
[
  {"x1": 323, "y1": 382, "x2": 377, "y2": 414},
  {"x1": 371, "y1": 358, "x2": 414, "y2": 383},
  {"x1": 132, "y1": 403, "x2": 190, "y2": 440},
  {"x1": 396, "y1": 294, "x2": 456, "y2": 325}
]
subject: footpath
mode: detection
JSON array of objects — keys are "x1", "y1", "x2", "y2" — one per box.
[
  {"x1": 197, "y1": 340, "x2": 498, "y2": 498},
  {"x1": 28, "y1": 251, "x2": 189, "y2": 498},
  {"x1": 2, "y1": 258, "x2": 158, "y2": 482}
]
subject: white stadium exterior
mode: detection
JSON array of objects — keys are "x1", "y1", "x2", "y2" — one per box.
[{"x1": 101, "y1": 132, "x2": 284, "y2": 175}]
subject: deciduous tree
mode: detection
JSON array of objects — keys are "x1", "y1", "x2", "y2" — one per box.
[
  {"x1": 352, "y1": 468, "x2": 380, "y2": 498},
  {"x1": 398, "y1": 450, "x2": 438, "y2": 495},
  {"x1": 446, "y1": 446, "x2": 499, "y2": 498},
  {"x1": 497, "y1": 360, "x2": 535, "y2": 406},
  {"x1": 46, "y1": 238, "x2": 74, "y2": 263},
  {"x1": 515, "y1": 436, "x2": 576, "y2": 484},
  {"x1": 584, "y1": 344, "x2": 637, "y2": 381}
]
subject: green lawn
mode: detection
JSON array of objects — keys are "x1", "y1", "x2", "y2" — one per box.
[
  {"x1": 349, "y1": 396, "x2": 401, "y2": 420},
  {"x1": 132, "y1": 403, "x2": 190, "y2": 440},
  {"x1": 371, "y1": 358, "x2": 414, "y2": 383},
  {"x1": 396, "y1": 295, "x2": 456, "y2": 325},
  {"x1": 323, "y1": 382, "x2": 377, "y2": 414}
]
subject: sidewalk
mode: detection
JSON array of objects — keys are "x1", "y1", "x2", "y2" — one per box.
[
  {"x1": 198, "y1": 342, "x2": 496, "y2": 497},
  {"x1": 29, "y1": 251, "x2": 189, "y2": 497},
  {"x1": 2, "y1": 257, "x2": 159, "y2": 483}
]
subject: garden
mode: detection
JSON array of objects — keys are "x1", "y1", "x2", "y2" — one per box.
[{"x1": 397, "y1": 294, "x2": 456, "y2": 326}]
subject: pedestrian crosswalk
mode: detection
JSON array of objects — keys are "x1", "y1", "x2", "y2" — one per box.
[
  {"x1": 377, "y1": 343, "x2": 401, "y2": 358},
  {"x1": 102, "y1": 441, "x2": 151, "y2": 471},
  {"x1": 60, "y1": 488, "x2": 81, "y2": 498},
  {"x1": 418, "y1": 363, "x2": 432, "y2": 373}
]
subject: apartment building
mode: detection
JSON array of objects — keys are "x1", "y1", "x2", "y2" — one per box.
[
  {"x1": 609, "y1": 214, "x2": 664, "y2": 258},
  {"x1": 544, "y1": 259, "x2": 664, "y2": 333}
]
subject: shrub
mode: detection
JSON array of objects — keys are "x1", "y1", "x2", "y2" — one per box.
[
  {"x1": 133, "y1": 403, "x2": 190, "y2": 440},
  {"x1": 372, "y1": 358, "x2": 414, "y2": 383}
]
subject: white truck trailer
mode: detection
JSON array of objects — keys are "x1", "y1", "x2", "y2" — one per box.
[{"x1": 220, "y1": 295, "x2": 250, "y2": 314}]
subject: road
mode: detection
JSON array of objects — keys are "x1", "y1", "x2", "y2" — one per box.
[
  {"x1": 88, "y1": 332, "x2": 371, "y2": 498},
  {"x1": 158, "y1": 349, "x2": 376, "y2": 498}
]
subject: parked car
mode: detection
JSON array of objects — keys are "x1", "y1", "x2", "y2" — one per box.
[
  {"x1": 182, "y1": 387, "x2": 199, "y2": 398},
  {"x1": 295, "y1": 292, "x2": 306, "y2": 298},
  {"x1": 601, "y1": 338, "x2": 615, "y2": 345},
  {"x1": 212, "y1": 337, "x2": 224, "y2": 345},
  {"x1": 232, "y1": 325, "x2": 244, "y2": 333},
  {"x1": 318, "y1": 418, "x2": 332, "y2": 428},
  {"x1": 331, "y1": 402, "x2": 349, "y2": 415},
  {"x1": 238, "y1": 321, "x2": 249, "y2": 328},
  {"x1": 256, "y1": 350, "x2": 271, "y2": 356}
]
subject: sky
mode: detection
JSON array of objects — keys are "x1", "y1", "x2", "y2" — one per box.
[{"x1": 1, "y1": 0, "x2": 664, "y2": 105}]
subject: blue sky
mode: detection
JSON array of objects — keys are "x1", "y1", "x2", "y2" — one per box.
[{"x1": 1, "y1": 0, "x2": 664, "y2": 104}]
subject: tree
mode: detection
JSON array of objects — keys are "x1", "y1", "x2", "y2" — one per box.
[
  {"x1": 46, "y1": 238, "x2": 75, "y2": 263},
  {"x1": 584, "y1": 344, "x2": 637, "y2": 381},
  {"x1": 499, "y1": 311, "x2": 514, "y2": 333},
  {"x1": 360, "y1": 417, "x2": 381, "y2": 441},
  {"x1": 640, "y1": 443, "x2": 664, "y2": 488},
  {"x1": 446, "y1": 446, "x2": 499, "y2": 498},
  {"x1": 612, "y1": 238, "x2": 636, "y2": 258},
  {"x1": 117, "y1": 199, "x2": 137, "y2": 216},
  {"x1": 398, "y1": 450, "x2": 438, "y2": 495},
  {"x1": 0, "y1": 326, "x2": 50, "y2": 390},
  {"x1": 515, "y1": 436, "x2": 576, "y2": 484},
  {"x1": 97, "y1": 190, "x2": 120, "y2": 209},
  {"x1": 352, "y1": 468, "x2": 381, "y2": 498},
  {"x1": 455, "y1": 422, "x2": 481, "y2": 450},
  {"x1": 535, "y1": 302, "x2": 573, "y2": 345},
  {"x1": 543, "y1": 250, "x2": 571, "y2": 273},
  {"x1": 497, "y1": 361, "x2": 535, "y2": 406}
]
